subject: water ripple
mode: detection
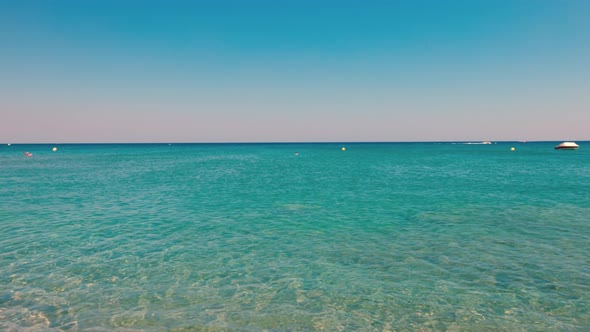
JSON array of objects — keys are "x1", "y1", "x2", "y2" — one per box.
[{"x1": 1, "y1": 143, "x2": 589, "y2": 330}]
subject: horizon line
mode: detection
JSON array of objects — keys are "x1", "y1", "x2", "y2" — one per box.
[{"x1": 3, "y1": 140, "x2": 587, "y2": 145}]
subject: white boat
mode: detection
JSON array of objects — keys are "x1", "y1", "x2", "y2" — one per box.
[{"x1": 554, "y1": 142, "x2": 579, "y2": 150}]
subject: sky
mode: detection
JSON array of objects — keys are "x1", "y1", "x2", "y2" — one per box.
[{"x1": 1, "y1": 0, "x2": 589, "y2": 143}]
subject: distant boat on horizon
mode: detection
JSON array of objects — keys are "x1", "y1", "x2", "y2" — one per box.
[{"x1": 554, "y1": 142, "x2": 579, "y2": 150}]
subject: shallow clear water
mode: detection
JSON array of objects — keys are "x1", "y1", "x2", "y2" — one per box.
[{"x1": 1, "y1": 142, "x2": 589, "y2": 331}]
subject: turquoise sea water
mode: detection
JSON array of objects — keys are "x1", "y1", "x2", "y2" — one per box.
[{"x1": 1, "y1": 142, "x2": 589, "y2": 331}]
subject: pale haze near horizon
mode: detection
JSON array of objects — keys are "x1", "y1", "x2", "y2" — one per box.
[{"x1": 1, "y1": 1, "x2": 589, "y2": 143}]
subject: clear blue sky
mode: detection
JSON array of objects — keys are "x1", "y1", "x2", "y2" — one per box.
[{"x1": 1, "y1": 0, "x2": 589, "y2": 143}]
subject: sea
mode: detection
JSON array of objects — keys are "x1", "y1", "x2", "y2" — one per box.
[{"x1": 1, "y1": 142, "x2": 589, "y2": 331}]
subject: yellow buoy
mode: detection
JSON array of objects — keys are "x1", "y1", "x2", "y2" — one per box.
[
  {"x1": 341, "y1": 147, "x2": 346, "y2": 151},
  {"x1": 510, "y1": 147, "x2": 515, "y2": 151},
  {"x1": 52, "y1": 147, "x2": 58, "y2": 152}
]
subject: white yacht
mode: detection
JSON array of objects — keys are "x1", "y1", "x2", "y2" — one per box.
[{"x1": 554, "y1": 142, "x2": 579, "y2": 150}]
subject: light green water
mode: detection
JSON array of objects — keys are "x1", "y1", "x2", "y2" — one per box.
[{"x1": 1, "y1": 142, "x2": 589, "y2": 331}]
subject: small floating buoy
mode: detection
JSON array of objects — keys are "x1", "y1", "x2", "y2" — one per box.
[
  {"x1": 510, "y1": 147, "x2": 515, "y2": 151},
  {"x1": 52, "y1": 147, "x2": 57, "y2": 152},
  {"x1": 7, "y1": 143, "x2": 10, "y2": 146},
  {"x1": 341, "y1": 147, "x2": 346, "y2": 151}
]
